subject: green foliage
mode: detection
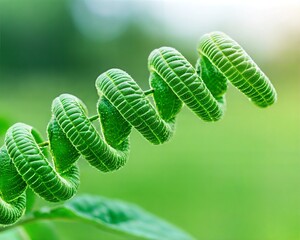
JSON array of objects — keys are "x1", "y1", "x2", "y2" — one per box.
[
  {"x1": 0, "y1": 32, "x2": 276, "y2": 238},
  {"x1": 30, "y1": 195, "x2": 193, "y2": 240},
  {"x1": 198, "y1": 32, "x2": 276, "y2": 107}
]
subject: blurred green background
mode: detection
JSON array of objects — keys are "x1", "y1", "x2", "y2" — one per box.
[{"x1": 0, "y1": 0, "x2": 299, "y2": 239}]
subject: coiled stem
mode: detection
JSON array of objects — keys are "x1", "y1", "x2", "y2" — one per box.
[{"x1": 0, "y1": 32, "x2": 277, "y2": 225}]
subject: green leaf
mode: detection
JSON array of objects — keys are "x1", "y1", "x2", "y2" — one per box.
[{"x1": 33, "y1": 195, "x2": 194, "y2": 240}]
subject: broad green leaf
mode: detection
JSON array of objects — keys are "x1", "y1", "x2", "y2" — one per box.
[{"x1": 33, "y1": 195, "x2": 194, "y2": 240}]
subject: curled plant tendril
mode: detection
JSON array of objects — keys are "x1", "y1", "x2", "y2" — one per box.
[{"x1": 0, "y1": 32, "x2": 277, "y2": 225}]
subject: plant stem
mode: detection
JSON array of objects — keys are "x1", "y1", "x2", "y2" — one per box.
[
  {"x1": 144, "y1": 89, "x2": 154, "y2": 96},
  {"x1": 89, "y1": 115, "x2": 99, "y2": 122},
  {"x1": 38, "y1": 141, "x2": 49, "y2": 147}
]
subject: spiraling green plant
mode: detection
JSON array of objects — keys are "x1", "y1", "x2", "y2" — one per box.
[{"x1": 0, "y1": 31, "x2": 276, "y2": 239}]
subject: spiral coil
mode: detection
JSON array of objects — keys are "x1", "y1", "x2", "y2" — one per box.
[{"x1": 0, "y1": 32, "x2": 277, "y2": 225}]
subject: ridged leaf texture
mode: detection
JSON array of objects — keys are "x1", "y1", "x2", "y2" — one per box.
[{"x1": 0, "y1": 31, "x2": 277, "y2": 226}]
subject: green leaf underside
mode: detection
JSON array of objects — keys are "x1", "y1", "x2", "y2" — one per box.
[
  {"x1": 0, "y1": 31, "x2": 277, "y2": 226},
  {"x1": 33, "y1": 195, "x2": 194, "y2": 240}
]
